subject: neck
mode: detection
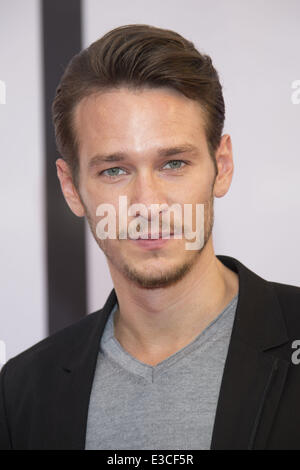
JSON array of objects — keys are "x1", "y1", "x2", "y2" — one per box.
[{"x1": 108, "y1": 238, "x2": 239, "y2": 365}]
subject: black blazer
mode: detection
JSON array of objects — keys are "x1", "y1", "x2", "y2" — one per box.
[{"x1": 1, "y1": 255, "x2": 300, "y2": 450}]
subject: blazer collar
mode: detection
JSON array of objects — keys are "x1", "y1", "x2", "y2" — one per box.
[{"x1": 216, "y1": 254, "x2": 289, "y2": 351}]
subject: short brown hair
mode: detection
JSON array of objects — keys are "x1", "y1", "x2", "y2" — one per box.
[{"x1": 52, "y1": 24, "x2": 225, "y2": 189}]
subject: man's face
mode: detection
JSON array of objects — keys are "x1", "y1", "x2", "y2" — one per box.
[{"x1": 63, "y1": 86, "x2": 228, "y2": 289}]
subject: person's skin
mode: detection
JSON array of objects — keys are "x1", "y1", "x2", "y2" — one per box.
[{"x1": 56, "y1": 85, "x2": 239, "y2": 366}]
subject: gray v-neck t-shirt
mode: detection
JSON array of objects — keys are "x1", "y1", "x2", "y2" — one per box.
[{"x1": 85, "y1": 293, "x2": 239, "y2": 450}]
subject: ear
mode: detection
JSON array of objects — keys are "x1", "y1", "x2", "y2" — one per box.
[
  {"x1": 55, "y1": 158, "x2": 85, "y2": 217},
  {"x1": 213, "y1": 134, "x2": 234, "y2": 198}
]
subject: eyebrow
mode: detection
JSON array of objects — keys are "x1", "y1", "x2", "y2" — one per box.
[{"x1": 87, "y1": 144, "x2": 199, "y2": 169}]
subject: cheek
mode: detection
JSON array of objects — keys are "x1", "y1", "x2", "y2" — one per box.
[
  {"x1": 81, "y1": 180, "x2": 116, "y2": 211},
  {"x1": 191, "y1": 168, "x2": 216, "y2": 200},
  {"x1": 182, "y1": 184, "x2": 212, "y2": 205}
]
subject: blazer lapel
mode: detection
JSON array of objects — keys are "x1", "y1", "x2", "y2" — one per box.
[
  {"x1": 50, "y1": 287, "x2": 118, "y2": 449},
  {"x1": 211, "y1": 255, "x2": 290, "y2": 449}
]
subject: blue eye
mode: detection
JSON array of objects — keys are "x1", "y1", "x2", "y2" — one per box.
[
  {"x1": 163, "y1": 160, "x2": 186, "y2": 170},
  {"x1": 101, "y1": 167, "x2": 126, "y2": 177}
]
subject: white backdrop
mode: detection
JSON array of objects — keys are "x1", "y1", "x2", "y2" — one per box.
[
  {"x1": 83, "y1": 0, "x2": 300, "y2": 313},
  {"x1": 0, "y1": 0, "x2": 47, "y2": 362}
]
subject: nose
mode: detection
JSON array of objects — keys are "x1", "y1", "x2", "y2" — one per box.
[{"x1": 128, "y1": 169, "x2": 169, "y2": 219}]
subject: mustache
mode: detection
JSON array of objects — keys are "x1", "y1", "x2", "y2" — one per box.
[{"x1": 118, "y1": 220, "x2": 196, "y2": 239}]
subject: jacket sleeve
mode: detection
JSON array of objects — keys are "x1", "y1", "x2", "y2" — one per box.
[{"x1": 0, "y1": 360, "x2": 12, "y2": 449}]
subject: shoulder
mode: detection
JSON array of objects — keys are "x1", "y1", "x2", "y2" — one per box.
[
  {"x1": 270, "y1": 279, "x2": 300, "y2": 305},
  {"x1": 1, "y1": 309, "x2": 102, "y2": 381},
  {"x1": 269, "y1": 280, "x2": 300, "y2": 329}
]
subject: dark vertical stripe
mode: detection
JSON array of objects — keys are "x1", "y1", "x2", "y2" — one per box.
[{"x1": 42, "y1": 0, "x2": 86, "y2": 335}]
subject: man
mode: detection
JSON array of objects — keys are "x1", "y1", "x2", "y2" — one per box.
[{"x1": 1, "y1": 24, "x2": 300, "y2": 450}]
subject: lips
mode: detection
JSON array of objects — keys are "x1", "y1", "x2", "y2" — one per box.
[{"x1": 135, "y1": 232, "x2": 174, "y2": 239}]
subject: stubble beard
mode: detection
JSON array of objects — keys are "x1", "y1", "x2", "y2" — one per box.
[{"x1": 82, "y1": 193, "x2": 215, "y2": 290}]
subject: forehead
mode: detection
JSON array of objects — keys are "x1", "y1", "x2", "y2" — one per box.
[{"x1": 73, "y1": 86, "x2": 207, "y2": 160}]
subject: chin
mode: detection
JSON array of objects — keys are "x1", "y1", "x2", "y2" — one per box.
[{"x1": 121, "y1": 257, "x2": 195, "y2": 289}]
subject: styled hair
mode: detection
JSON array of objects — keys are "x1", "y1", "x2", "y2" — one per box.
[{"x1": 52, "y1": 24, "x2": 225, "y2": 189}]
